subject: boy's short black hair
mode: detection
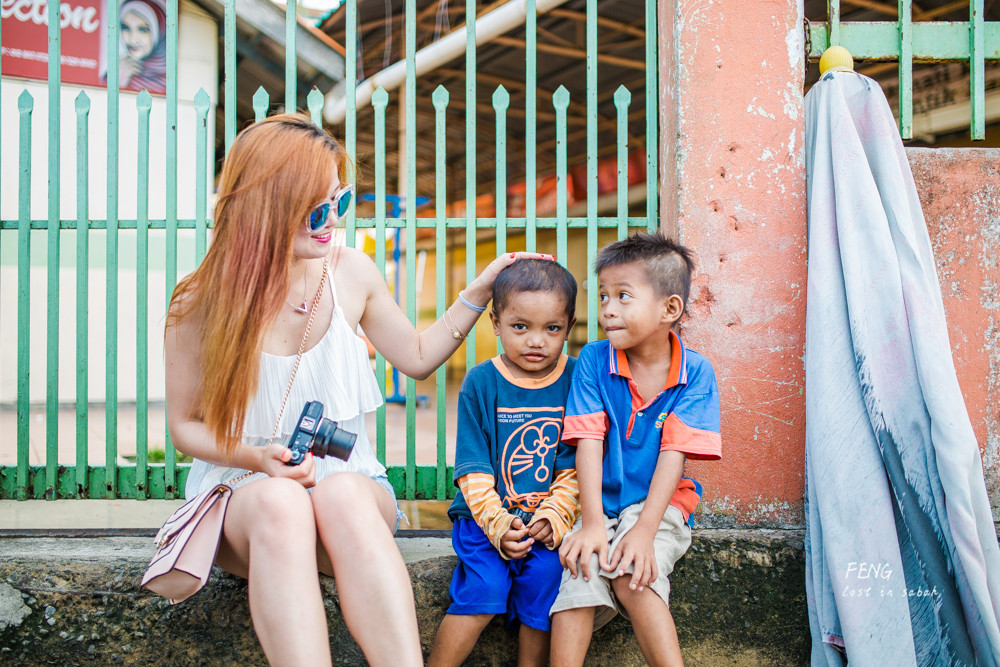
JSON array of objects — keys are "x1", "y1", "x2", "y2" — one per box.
[
  {"x1": 491, "y1": 259, "x2": 577, "y2": 320},
  {"x1": 594, "y1": 231, "x2": 695, "y2": 308}
]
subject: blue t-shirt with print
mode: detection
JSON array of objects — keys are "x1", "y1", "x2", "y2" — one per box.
[{"x1": 448, "y1": 354, "x2": 577, "y2": 521}]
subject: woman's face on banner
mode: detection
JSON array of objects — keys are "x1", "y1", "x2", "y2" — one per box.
[{"x1": 121, "y1": 11, "x2": 154, "y2": 60}]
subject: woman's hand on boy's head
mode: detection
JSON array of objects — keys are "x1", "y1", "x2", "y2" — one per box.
[
  {"x1": 499, "y1": 518, "x2": 534, "y2": 559},
  {"x1": 464, "y1": 252, "x2": 555, "y2": 307}
]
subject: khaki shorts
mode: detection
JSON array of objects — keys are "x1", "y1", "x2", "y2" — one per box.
[{"x1": 549, "y1": 501, "x2": 692, "y2": 629}]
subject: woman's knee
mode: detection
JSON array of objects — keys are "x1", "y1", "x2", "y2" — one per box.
[
  {"x1": 311, "y1": 473, "x2": 390, "y2": 533},
  {"x1": 237, "y1": 478, "x2": 316, "y2": 535}
]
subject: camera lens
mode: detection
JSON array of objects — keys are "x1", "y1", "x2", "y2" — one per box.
[{"x1": 312, "y1": 418, "x2": 356, "y2": 461}]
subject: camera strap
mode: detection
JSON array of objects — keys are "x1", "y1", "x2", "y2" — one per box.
[{"x1": 230, "y1": 258, "x2": 330, "y2": 487}]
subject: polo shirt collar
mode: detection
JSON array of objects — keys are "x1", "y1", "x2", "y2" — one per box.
[{"x1": 607, "y1": 330, "x2": 688, "y2": 389}]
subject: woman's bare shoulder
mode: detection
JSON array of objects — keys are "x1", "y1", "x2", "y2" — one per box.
[
  {"x1": 331, "y1": 246, "x2": 380, "y2": 284},
  {"x1": 164, "y1": 291, "x2": 205, "y2": 346},
  {"x1": 332, "y1": 245, "x2": 376, "y2": 268}
]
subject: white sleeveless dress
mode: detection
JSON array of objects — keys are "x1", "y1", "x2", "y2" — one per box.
[{"x1": 184, "y1": 265, "x2": 387, "y2": 498}]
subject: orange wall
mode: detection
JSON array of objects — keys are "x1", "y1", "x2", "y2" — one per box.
[
  {"x1": 660, "y1": 0, "x2": 808, "y2": 525},
  {"x1": 909, "y1": 148, "x2": 1000, "y2": 517},
  {"x1": 658, "y1": 2, "x2": 997, "y2": 525}
]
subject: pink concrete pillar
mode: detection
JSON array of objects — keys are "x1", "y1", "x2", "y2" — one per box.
[
  {"x1": 909, "y1": 148, "x2": 1000, "y2": 515},
  {"x1": 659, "y1": 0, "x2": 807, "y2": 524}
]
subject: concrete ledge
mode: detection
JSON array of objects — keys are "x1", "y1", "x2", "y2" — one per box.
[{"x1": 0, "y1": 530, "x2": 809, "y2": 665}]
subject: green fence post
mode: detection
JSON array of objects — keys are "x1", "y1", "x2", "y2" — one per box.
[
  {"x1": 17, "y1": 91, "x2": 34, "y2": 500},
  {"x1": 433, "y1": 85, "x2": 450, "y2": 500},
  {"x1": 404, "y1": 0, "x2": 418, "y2": 500},
  {"x1": 898, "y1": 0, "x2": 913, "y2": 139},
  {"x1": 465, "y1": 0, "x2": 477, "y2": 373},
  {"x1": 106, "y1": 0, "x2": 121, "y2": 498},
  {"x1": 970, "y1": 0, "x2": 985, "y2": 140},
  {"x1": 136, "y1": 90, "x2": 153, "y2": 499},
  {"x1": 827, "y1": 0, "x2": 840, "y2": 46},
  {"x1": 46, "y1": 0, "x2": 62, "y2": 499},
  {"x1": 525, "y1": 0, "x2": 537, "y2": 252},
  {"x1": 224, "y1": 0, "x2": 237, "y2": 153},
  {"x1": 345, "y1": 0, "x2": 358, "y2": 246},
  {"x1": 494, "y1": 86, "x2": 509, "y2": 261},
  {"x1": 285, "y1": 0, "x2": 298, "y2": 111},
  {"x1": 195, "y1": 89, "x2": 210, "y2": 264},
  {"x1": 164, "y1": 0, "x2": 179, "y2": 497},
  {"x1": 586, "y1": 0, "x2": 598, "y2": 341},
  {"x1": 308, "y1": 88, "x2": 324, "y2": 126},
  {"x1": 75, "y1": 92, "x2": 91, "y2": 497},
  {"x1": 614, "y1": 86, "x2": 631, "y2": 241},
  {"x1": 373, "y1": 86, "x2": 389, "y2": 466},
  {"x1": 253, "y1": 86, "x2": 270, "y2": 122},
  {"x1": 553, "y1": 86, "x2": 569, "y2": 265},
  {"x1": 645, "y1": 0, "x2": 658, "y2": 232},
  {"x1": 494, "y1": 85, "x2": 509, "y2": 356}
]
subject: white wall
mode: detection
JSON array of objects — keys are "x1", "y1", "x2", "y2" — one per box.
[{"x1": 0, "y1": 0, "x2": 217, "y2": 404}]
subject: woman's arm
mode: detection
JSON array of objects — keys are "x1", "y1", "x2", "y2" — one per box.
[
  {"x1": 164, "y1": 310, "x2": 316, "y2": 484},
  {"x1": 355, "y1": 249, "x2": 551, "y2": 380}
]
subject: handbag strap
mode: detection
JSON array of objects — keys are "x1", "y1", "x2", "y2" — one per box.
[{"x1": 229, "y1": 258, "x2": 329, "y2": 487}]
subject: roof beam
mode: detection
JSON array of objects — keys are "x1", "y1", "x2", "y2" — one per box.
[{"x1": 199, "y1": 0, "x2": 345, "y2": 82}]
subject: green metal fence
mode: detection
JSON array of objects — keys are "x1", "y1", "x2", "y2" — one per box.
[
  {"x1": 809, "y1": 0, "x2": 999, "y2": 140},
  {"x1": 0, "y1": 0, "x2": 658, "y2": 500}
]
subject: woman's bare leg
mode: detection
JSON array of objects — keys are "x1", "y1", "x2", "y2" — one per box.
[
  {"x1": 215, "y1": 477, "x2": 332, "y2": 667},
  {"x1": 312, "y1": 473, "x2": 422, "y2": 667}
]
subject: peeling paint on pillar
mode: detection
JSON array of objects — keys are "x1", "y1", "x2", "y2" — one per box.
[
  {"x1": 660, "y1": 0, "x2": 808, "y2": 525},
  {"x1": 908, "y1": 148, "x2": 1000, "y2": 517}
]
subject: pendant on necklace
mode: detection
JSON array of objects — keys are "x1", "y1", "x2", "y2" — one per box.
[{"x1": 287, "y1": 300, "x2": 309, "y2": 314}]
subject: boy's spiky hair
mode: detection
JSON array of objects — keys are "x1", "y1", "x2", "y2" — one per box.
[
  {"x1": 491, "y1": 259, "x2": 578, "y2": 320},
  {"x1": 594, "y1": 231, "x2": 695, "y2": 309}
]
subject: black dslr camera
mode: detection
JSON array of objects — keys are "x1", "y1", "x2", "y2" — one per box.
[{"x1": 286, "y1": 401, "x2": 356, "y2": 465}]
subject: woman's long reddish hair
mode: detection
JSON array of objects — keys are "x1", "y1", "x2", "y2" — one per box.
[{"x1": 167, "y1": 114, "x2": 348, "y2": 459}]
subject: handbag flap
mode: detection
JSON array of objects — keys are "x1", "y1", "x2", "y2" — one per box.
[{"x1": 153, "y1": 484, "x2": 231, "y2": 548}]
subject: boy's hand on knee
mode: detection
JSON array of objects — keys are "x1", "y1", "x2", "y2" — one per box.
[
  {"x1": 608, "y1": 527, "x2": 658, "y2": 592},
  {"x1": 499, "y1": 518, "x2": 533, "y2": 559},
  {"x1": 527, "y1": 517, "x2": 554, "y2": 548},
  {"x1": 559, "y1": 525, "x2": 609, "y2": 582}
]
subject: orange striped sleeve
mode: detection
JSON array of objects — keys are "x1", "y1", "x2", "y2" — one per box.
[
  {"x1": 458, "y1": 473, "x2": 517, "y2": 559},
  {"x1": 532, "y1": 468, "x2": 580, "y2": 548}
]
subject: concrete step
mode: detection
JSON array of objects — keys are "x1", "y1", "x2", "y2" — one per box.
[{"x1": 0, "y1": 529, "x2": 809, "y2": 665}]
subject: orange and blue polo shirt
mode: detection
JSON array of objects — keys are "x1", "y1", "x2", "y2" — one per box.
[{"x1": 561, "y1": 332, "x2": 721, "y2": 521}]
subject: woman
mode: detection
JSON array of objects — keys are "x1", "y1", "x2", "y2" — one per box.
[
  {"x1": 164, "y1": 114, "x2": 548, "y2": 665},
  {"x1": 118, "y1": 0, "x2": 167, "y2": 94}
]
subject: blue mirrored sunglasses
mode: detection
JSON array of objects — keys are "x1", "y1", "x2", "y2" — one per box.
[{"x1": 308, "y1": 185, "x2": 355, "y2": 232}]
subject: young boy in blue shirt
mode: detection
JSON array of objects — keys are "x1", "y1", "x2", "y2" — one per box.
[
  {"x1": 428, "y1": 259, "x2": 583, "y2": 667},
  {"x1": 549, "y1": 232, "x2": 722, "y2": 667}
]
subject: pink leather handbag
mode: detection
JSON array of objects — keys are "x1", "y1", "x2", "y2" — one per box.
[{"x1": 141, "y1": 483, "x2": 234, "y2": 603}]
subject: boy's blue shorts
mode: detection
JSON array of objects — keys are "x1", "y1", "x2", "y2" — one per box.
[{"x1": 448, "y1": 517, "x2": 564, "y2": 631}]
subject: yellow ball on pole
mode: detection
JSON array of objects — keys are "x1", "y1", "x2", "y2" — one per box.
[{"x1": 819, "y1": 46, "x2": 854, "y2": 75}]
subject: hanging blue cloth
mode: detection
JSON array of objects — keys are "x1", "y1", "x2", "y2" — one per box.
[{"x1": 804, "y1": 70, "x2": 1000, "y2": 666}]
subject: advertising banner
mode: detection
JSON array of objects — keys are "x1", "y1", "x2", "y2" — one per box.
[{"x1": 1, "y1": 0, "x2": 167, "y2": 94}]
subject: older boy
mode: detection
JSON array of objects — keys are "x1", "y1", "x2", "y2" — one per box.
[
  {"x1": 549, "y1": 232, "x2": 721, "y2": 667},
  {"x1": 428, "y1": 259, "x2": 582, "y2": 667}
]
